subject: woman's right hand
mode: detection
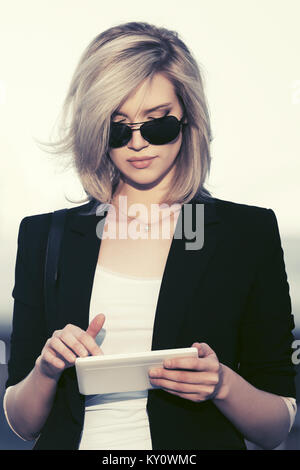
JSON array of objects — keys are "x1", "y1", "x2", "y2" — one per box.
[{"x1": 35, "y1": 313, "x2": 106, "y2": 380}]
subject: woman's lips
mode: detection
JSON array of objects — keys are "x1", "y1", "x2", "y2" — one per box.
[{"x1": 128, "y1": 157, "x2": 157, "y2": 169}]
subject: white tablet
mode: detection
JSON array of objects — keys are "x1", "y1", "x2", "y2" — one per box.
[{"x1": 75, "y1": 347, "x2": 198, "y2": 395}]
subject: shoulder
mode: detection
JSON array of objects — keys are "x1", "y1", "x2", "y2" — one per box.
[
  {"x1": 212, "y1": 197, "x2": 277, "y2": 233},
  {"x1": 15, "y1": 200, "x2": 94, "y2": 259},
  {"x1": 19, "y1": 200, "x2": 93, "y2": 233},
  {"x1": 212, "y1": 196, "x2": 272, "y2": 219},
  {"x1": 205, "y1": 197, "x2": 281, "y2": 251}
]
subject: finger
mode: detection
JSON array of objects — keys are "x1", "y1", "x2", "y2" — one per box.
[
  {"x1": 149, "y1": 368, "x2": 219, "y2": 385},
  {"x1": 161, "y1": 389, "x2": 207, "y2": 403},
  {"x1": 86, "y1": 313, "x2": 105, "y2": 339},
  {"x1": 163, "y1": 356, "x2": 209, "y2": 371},
  {"x1": 163, "y1": 390, "x2": 201, "y2": 401},
  {"x1": 150, "y1": 377, "x2": 213, "y2": 395},
  {"x1": 192, "y1": 342, "x2": 216, "y2": 358},
  {"x1": 52, "y1": 329, "x2": 62, "y2": 338},
  {"x1": 49, "y1": 337, "x2": 77, "y2": 363},
  {"x1": 43, "y1": 349, "x2": 65, "y2": 370},
  {"x1": 75, "y1": 330, "x2": 103, "y2": 356},
  {"x1": 59, "y1": 332, "x2": 89, "y2": 357}
]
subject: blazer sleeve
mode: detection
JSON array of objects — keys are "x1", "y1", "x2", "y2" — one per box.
[
  {"x1": 5, "y1": 217, "x2": 48, "y2": 388},
  {"x1": 238, "y1": 208, "x2": 297, "y2": 399}
]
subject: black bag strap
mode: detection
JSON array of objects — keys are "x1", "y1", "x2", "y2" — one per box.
[{"x1": 44, "y1": 208, "x2": 68, "y2": 332}]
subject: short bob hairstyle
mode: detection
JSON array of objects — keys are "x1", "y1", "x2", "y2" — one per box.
[{"x1": 39, "y1": 21, "x2": 214, "y2": 208}]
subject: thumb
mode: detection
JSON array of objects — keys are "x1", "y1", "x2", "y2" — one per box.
[
  {"x1": 192, "y1": 342, "x2": 215, "y2": 358},
  {"x1": 86, "y1": 313, "x2": 105, "y2": 339}
]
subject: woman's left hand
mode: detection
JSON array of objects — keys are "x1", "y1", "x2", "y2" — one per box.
[{"x1": 148, "y1": 342, "x2": 224, "y2": 403}]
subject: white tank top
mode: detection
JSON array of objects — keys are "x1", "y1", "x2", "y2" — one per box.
[{"x1": 78, "y1": 264, "x2": 162, "y2": 450}]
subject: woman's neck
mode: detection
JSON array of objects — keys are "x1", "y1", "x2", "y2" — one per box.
[{"x1": 110, "y1": 188, "x2": 182, "y2": 226}]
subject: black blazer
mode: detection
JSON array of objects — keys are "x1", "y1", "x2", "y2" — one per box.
[{"x1": 6, "y1": 196, "x2": 297, "y2": 450}]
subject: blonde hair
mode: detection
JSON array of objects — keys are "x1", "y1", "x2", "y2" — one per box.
[{"x1": 38, "y1": 21, "x2": 214, "y2": 209}]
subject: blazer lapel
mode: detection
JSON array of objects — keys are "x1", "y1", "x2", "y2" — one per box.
[
  {"x1": 151, "y1": 197, "x2": 220, "y2": 350},
  {"x1": 56, "y1": 196, "x2": 220, "y2": 426},
  {"x1": 57, "y1": 202, "x2": 104, "y2": 333}
]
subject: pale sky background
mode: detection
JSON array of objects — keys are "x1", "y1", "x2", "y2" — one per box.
[{"x1": 1, "y1": 0, "x2": 300, "y2": 328}]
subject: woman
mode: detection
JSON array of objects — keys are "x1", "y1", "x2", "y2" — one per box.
[{"x1": 3, "y1": 21, "x2": 297, "y2": 450}]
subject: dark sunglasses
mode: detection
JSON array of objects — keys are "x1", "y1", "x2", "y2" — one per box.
[{"x1": 109, "y1": 114, "x2": 187, "y2": 148}]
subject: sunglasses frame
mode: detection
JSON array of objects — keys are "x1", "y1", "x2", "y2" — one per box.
[{"x1": 109, "y1": 114, "x2": 187, "y2": 148}]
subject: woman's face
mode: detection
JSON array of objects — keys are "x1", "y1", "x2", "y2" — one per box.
[{"x1": 108, "y1": 73, "x2": 185, "y2": 189}]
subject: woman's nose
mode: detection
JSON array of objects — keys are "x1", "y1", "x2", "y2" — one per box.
[{"x1": 127, "y1": 127, "x2": 149, "y2": 149}]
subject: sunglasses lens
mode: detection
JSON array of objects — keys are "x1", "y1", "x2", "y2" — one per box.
[
  {"x1": 109, "y1": 123, "x2": 132, "y2": 148},
  {"x1": 142, "y1": 116, "x2": 180, "y2": 144},
  {"x1": 109, "y1": 115, "x2": 182, "y2": 148}
]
